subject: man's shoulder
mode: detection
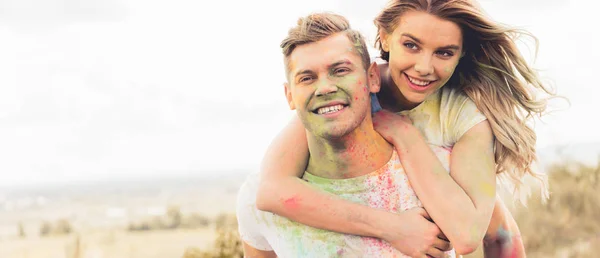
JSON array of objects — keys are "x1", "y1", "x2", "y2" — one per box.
[
  {"x1": 236, "y1": 172, "x2": 261, "y2": 207},
  {"x1": 235, "y1": 172, "x2": 276, "y2": 251}
]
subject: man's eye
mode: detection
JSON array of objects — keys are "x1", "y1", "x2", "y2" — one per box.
[
  {"x1": 299, "y1": 76, "x2": 313, "y2": 83},
  {"x1": 335, "y1": 68, "x2": 350, "y2": 74}
]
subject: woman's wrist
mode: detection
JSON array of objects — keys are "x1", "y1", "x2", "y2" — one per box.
[
  {"x1": 390, "y1": 125, "x2": 421, "y2": 150},
  {"x1": 367, "y1": 209, "x2": 398, "y2": 240}
]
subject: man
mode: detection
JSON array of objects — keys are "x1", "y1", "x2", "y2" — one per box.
[{"x1": 235, "y1": 12, "x2": 455, "y2": 257}]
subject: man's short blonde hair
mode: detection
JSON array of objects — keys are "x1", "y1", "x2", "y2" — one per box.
[{"x1": 280, "y1": 12, "x2": 371, "y2": 77}]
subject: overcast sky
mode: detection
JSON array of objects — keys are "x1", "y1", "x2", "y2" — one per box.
[{"x1": 0, "y1": 0, "x2": 598, "y2": 187}]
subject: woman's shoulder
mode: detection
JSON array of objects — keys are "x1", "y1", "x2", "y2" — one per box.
[
  {"x1": 438, "y1": 86, "x2": 487, "y2": 144},
  {"x1": 439, "y1": 86, "x2": 471, "y2": 105}
]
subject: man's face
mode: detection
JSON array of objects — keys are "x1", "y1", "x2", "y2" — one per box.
[{"x1": 285, "y1": 33, "x2": 380, "y2": 139}]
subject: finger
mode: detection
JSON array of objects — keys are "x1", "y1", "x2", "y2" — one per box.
[
  {"x1": 418, "y1": 208, "x2": 432, "y2": 221},
  {"x1": 425, "y1": 247, "x2": 445, "y2": 258},
  {"x1": 437, "y1": 232, "x2": 449, "y2": 241},
  {"x1": 433, "y1": 236, "x2": 452, "y2": 251}
]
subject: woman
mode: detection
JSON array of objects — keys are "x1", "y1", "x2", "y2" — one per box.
[{"x1": 256, "y1": 0, "x2": 552, "y2": 257}]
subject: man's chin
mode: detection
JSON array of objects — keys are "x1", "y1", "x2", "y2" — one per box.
[{"x1": 314, "y1": 128, "x2": 351, "y2": 140}]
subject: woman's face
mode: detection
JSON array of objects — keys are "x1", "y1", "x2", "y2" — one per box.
[{"x1": 381, "y1": 10, "x2": 463, "y2": 109}]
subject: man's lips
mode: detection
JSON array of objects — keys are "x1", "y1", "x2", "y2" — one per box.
[
  {"x1": 311, "y1": 101, "x2": 348, "y2": 114},
  {"x1": 315, "y1": 104, "x2": 346, "y2": 115}
]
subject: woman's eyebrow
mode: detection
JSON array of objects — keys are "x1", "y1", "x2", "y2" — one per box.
[{"x1": 401, "y1": 33, "x2": 460, "y2": 50}]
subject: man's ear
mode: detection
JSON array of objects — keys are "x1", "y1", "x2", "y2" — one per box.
[
  {"x1": 367, "y1": 62, "x2": 381, "y2": 93},
  {"x1": 284, "y1": 82, "x2": 296, "y2": 110}
]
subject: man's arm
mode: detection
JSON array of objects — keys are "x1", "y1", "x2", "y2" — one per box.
[{"x1": 242, "y1": 242, "x2": 277, "y2": 258}]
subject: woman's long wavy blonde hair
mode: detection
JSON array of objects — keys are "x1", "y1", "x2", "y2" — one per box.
[{"x1": 374, "y1": 0, "x2": 556, "y2": 203}]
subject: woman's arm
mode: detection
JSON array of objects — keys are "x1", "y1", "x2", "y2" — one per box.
[
  {"x1": 373, "y1": 110, "x2": 497, "y2": 255},
  {"x1": 255, "y1": 115, "x2": 382, "y2": 236},
  {"x1": 255, "y1": 116, "x2": 452, "y2": 257},
  {"x1": 482, "y1": 196, "x2": 526, "y2": 258}
]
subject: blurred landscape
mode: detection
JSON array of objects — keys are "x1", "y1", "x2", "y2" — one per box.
[
  {"x1": 0, "y1": 173, "x2": 244, "y2": 258},
  {"x1": 1, "y1": 143, "x2": 599, "y2": 258}
]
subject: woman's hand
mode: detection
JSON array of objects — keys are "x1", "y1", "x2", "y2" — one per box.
[
  {"x1": 372, "y1": 109, "x2": 417, "y2": 147},
  {"x1": 376, "y1": 207, "x2": 453, "y2": 258}
]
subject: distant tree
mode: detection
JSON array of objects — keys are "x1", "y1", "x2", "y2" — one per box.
[
  {"x1": 165, "y1": 205, "x2": 182, "y2": 229},
  {"x1": 54, "y1": 219, "x2": 73, "y2": 235},
  {"x1": 17, "y1": 222, "x2": 26, "y2": 238},
  {"x1": 182, "y1": 247, "x2": 210, "y2": 258},
  {"x1": 184, "y1": 213, "x2": 210, "y2": 228},
  {"x1": 181, "y1": 214, "x2": 243, "y2": 258},
  {"x1": 39, "y1": 221, "x2": 52, "y2": 236}
]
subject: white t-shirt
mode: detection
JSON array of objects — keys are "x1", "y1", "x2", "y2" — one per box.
[
  {"x1": 236, "y1": 150, "x2": 457, "y2": 258},
  {"x1": 237, "y1": 73, "x2": 486, "y2": 257}
]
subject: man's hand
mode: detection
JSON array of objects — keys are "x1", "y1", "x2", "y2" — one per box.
[{"x1": 377, "y1": 207, "x2": 452, "y2": 258}]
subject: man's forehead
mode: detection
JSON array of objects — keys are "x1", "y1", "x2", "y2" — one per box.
[
  {"x1": 288, "y1": 35, "x2": 360, "y2": 74},
  {"x1": 290, "y1": 55, "x2": 356, "y2": 72}
]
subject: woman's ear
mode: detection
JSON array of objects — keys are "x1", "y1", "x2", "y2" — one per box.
[{"x1": 379, "y1": 31, "x2": 390, "y2": 52}]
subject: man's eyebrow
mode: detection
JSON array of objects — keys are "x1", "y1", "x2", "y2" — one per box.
[
  {"x1": 330, "y1": 59, "x2": 352, "y2": 67},
  {"x1": 293, "y1": 69, "x2": 314, "y2": 79},
  {"x1": 401, "y1": 33, "x2": 461, "y2": 50},
  {"x1": 293, "y1": 59, "x2": 354, "y2": 78}
]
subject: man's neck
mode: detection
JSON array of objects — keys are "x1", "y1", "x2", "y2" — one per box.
[{"x1": 305, "y1": 123, "x2": 393, "y2": 179}]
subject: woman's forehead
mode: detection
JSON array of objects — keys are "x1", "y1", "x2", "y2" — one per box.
[{"x1": 392, "y1": 11, "x2": 463, "y2": 47}]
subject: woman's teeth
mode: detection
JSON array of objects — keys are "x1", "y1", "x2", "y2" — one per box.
[{"x1": 408, "y1": 76, "x2": 432, "y2": 86}]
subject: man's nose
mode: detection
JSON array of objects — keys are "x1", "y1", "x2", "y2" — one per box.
[{"x1": 314, "y1": 79, "x2": 338, "y2": 96}]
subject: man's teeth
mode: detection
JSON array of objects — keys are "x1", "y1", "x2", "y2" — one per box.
[
  {"x1": 408, "y1": 76, "x2": 432, "y2": 86},
  {"x1": 317, "y1": 104, "x2": 344, "y2": 115}
]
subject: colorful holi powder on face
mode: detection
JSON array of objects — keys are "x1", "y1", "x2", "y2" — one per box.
[
  {"x1": 444, "y1": 67, "x2": 452, "y2": 73},
  {"x1": 282, "y1": 196, "x2": 301, "y2": 210}
]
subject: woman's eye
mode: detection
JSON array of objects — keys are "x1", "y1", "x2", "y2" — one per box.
[
  {"x1": 404, "y1": 42, "x2": 418, "y2": 50},
  {"x1": 437, "y1": 51, "x2": 454, "y2": 57}
]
